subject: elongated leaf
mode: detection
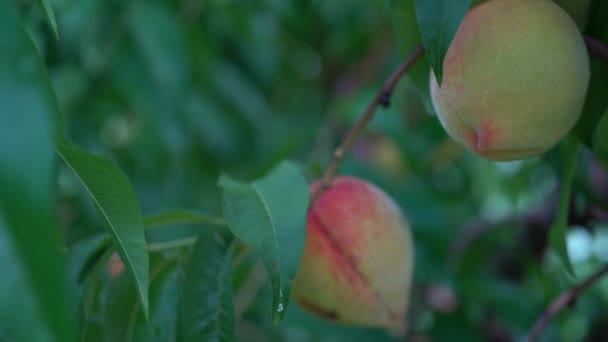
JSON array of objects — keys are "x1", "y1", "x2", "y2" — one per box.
[
  {"x1": 391, "y1": 0, "x2": 430, "y2": 90},
  {"x1": 35, "y1": 0, "x2": 59, "y2": 39},
  {"x1": 79, "y1": 276, "x2": 104, "y2": 342},
  {"x1": 66, "y1": 234, "x2": 112, "y2": 312},
  {"x1": 414, "y1": 0, "x2": 471, "y2": 84},
  {"x1": 549, "y1": 136, "x2": 579, "y2": 277},
  {"x1": 55, "y1": 137, "x2": 149, "y2": 319},
  {"x1": 0, "y1": 2, "x2": 69, "y2": 340},
  {"x1": 218, "y1": 160, "x2": 309, "y2": 324},
  {"x1": 180, "y1": 233, "x2": 236, "y2": 342},
  {"x1": 65, "y1": 235, "x2": 111, "y2": 342},
  {"x1": 575, "y1": 59, "x2": 608, "y2": 147},
  {"x1": 0, "y1": 217, "x2": 54, "y2": 342},
  {"x1": 575, "y1": 0, "x2": 608, "y2": 146},
  {"x1": 104, "y1": 255, "x2": 180, "y2": 342},
  {"x1": 593, "y1": 112, "x2": 608, "y2": 168},
  {"x1": 144, "y1": 210, "x2": 226, "y2": 228}
]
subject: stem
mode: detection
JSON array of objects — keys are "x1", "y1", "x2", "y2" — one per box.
[
  {"x1": 584, "y1": 35, "x2": 608, "y2": 63},
  {"x1": 527, "y1": 264, "x2": 608, "y2": 341},
  {"x1": 143, "y1": 210, "x2": 226, "y2": 228},
  {"x1": 310, "y1": 45, "x2": 424, "y2": 204},
  {"x1": 147, "y1": 237, "x2": 198, "y2": 251}
]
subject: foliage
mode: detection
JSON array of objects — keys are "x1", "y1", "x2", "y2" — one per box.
[{"x1": 2, "y1": 0, "x2": 608, "y2": 341}]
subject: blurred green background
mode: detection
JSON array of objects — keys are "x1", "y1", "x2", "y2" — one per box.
[{"x1": 10, "y1": 0, "x2": 608, "y2": 341}]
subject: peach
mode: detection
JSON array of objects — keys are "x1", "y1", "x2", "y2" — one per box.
[
  {"x1": 292, "y1": 176, "x2": 414, "y2": 327},
  {"x1": 430, "y1": 0, "x2": 590, "y2": 161}
]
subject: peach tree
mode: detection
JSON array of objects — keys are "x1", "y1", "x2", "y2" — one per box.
[{"x1": 1, "y1": 0, "x2": 608, "y2": 341}]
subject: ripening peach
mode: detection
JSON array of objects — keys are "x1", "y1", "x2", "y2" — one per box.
[
  {"x1": 430, "y1": 0, "x2": 590, "y2": 161},
  {"x1": 292, "y1": 176, "x2": 414, "y2": 327}
]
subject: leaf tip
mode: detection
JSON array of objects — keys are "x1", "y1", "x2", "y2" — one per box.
[
  {"x1": 434, "y1": 67, "x2": 443, "y2": 86},
  {"x1": 271, "y1": 288, "x2": 290, "y2": 325},
  {"x1": 141, "y1": 300, "x2": 150, "y2": 322}
]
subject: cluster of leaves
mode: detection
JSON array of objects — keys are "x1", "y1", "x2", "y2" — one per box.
[{"x1": 2, "y1": 0, "x2": 608, "y2": 341}]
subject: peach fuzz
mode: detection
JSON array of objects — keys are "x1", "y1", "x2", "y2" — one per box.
[{"x1": 292, "y1": 176, "x2": 414, "y2": 327}]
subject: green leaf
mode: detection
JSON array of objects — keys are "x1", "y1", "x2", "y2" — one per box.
[
  {"x1": 144, "y1": 210, "x2": 226, "y2": 228},
  {"x1": 575, "y1": 0, "x2": 608, "y2": 146},
  {"x1": 414, "y1": 0, "x2": 472, "y2": 84},
  {"x1": 104, "y1": 254, "x2": 180, "y2": 342},
  {"x1": 575, "y1": 59, "x2": 608, "y2": 147},
  {"x1": 218, "y1": 160, "x2": 309, "y2": 324},
  {"x1": 391, "y1": 0, "x2": 429, "y2": 88},
  {"x1": 128, "y1": 2, "x2": 188, "y2": 95},
  {"x1": 0, "y1": 2, "x2": 69, "y2": 340},
  {"x1": 549, "y1": 136, "x2": 579, "y2": 277},
  {"x1": 66, "y1": 235, "x2": 112, "y2": 306},
  {"x1": 180, "y1": 233, "x2": 236, "y2": 342},
  {"x1": 79, "y1": 276, "x2": 104, "y2": 342},
  {"x1": 35, "y1": 0, "x2": 59, "y2": 40},
  {"x1": 65, "y1": 235, "x2": 112, "y2": 342},
  {"x1": 55, "y1": 138, "x2": 150, "y2": 320},
  {"x1": 0, "y1": 220, "x2": 56, "y2": 342},
  {"x1": 593, "y1": 111, "x2": 608, "y2": 168}
]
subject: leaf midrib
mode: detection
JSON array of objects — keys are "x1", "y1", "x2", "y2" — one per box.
[
  {"x1": 56, "y1": 146, "x2": 146, "y2": 312},
  {"x1": 427, "y1": 0, "x2": 448, "y2": 72},
  {"x1": 251, "y1": 183, "x2": 281, "y2": 276}
]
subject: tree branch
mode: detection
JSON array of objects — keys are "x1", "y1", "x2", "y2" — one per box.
[
  {"x1": 584, "y1": 35, "x2": 608, "y2": 63},
  {"x1": 528, "y1": 264, "x2": 608, "y2": 341},
  {"x1": 310, "y1": 45, "x2": 424, "y2": 204}
]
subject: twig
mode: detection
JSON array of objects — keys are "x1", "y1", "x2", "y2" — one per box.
[
  {"x1": 310, "y1": 45, "x2": 424, "y2": 204},
  {"x1": 527, "y1": 264, "x2": 608, "y2": 341},
  {"x1": 584, "y1": 35, "x2": 608, "y2": 63}
]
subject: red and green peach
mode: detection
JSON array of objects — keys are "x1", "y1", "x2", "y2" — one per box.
[{"x1": 292, "y1": 176, "x2": 414, "y2": 327}]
